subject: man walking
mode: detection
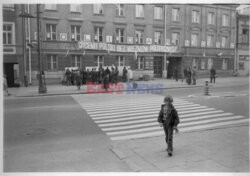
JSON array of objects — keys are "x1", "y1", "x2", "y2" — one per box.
[
  {"x1": 192, "y1": 66, "x2": 197, "y2": 85},
  {"x1": 210, "y1": 67, "x2": 216, "y2": 83},
  {"x1": 158, "y1": 95, "x2": 180, "y2": 157}
]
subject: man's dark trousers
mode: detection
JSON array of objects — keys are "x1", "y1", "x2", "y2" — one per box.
[{"x1": 163, "y1": 123, "x2": 174, "y2": 153}]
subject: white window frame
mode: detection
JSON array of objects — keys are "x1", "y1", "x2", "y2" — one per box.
[
  {"x1": 70, "y1": 4, "x2": 81, "y2": 12},
  {"x1": 171, "y1": 32, "x2": 180, "y2": 45},
  {"x1": 222, "y1": 14, "x2": 229, "y2": 27},
  {"x1": 47, "y1": 55, "x2": 58, "y2": 70},
  {"x1": 96, "y1": 56, "x2": 104, "y2": 67},
  {"x1": 72, "y1": 55, "x2": 81, "y2": 68},
  {"x1": 117, "y1": 56, "x2": 125, "y2": 66},
  {"x1": 46, "y1": 24, "x2": 57, "y2": 40},
  {"x1": 45, "y1": 4, "x2": 57, "y2": 10},
  {"x1": 154, "y1": 31, "x2": 162, "y2": 45},
  {"x1": 154, "y1": 6, "x2": 163, "y2": 20},
  {"x1": 116, "y1": 28, "x2": 125, "y2": 43},
  {"x1": 71, "y1": 25, "x2": 81, "y2": 41},
  {"x1": 207, "y1": 34, "x2": 214, "y2": 47},
  {"x1": 94, "y1": 27, "x2": 103, "y2": 42},
  {"x1": 3, "y1": 22, "x2": 15, "y2": 45},
  {"x1": 116, "y1": 4, "x2": 124, "y2": 16},
  {"x1": 192, "y1": 10, "x2": 200, "y2": 23},
  {"x1": 192, "y1": 58, "x2": 199, "y2": 68},
  {"x1": 200, "y1": 59, "x2": 206, "y2": 70},
  {"x1": 93, "y1": 4, "x2": 103, "y2": 14},
  {"x1": 135, "y1": 5, "x2": 144, "y2": 18},
  {"x1": 191, "y1": 33, "x2": 198, "y2": 47},
  {"x1": 221, "y1": 36, "x2": 228, "y2": 48},
  {"x1": 137, "y1": 56, "x2": 145, "y2": 70},
  {"x1": 208, "y1": 12, "x2": 215, "y2": 25},
  {"x1": 172, "y1": 8, "x2": 180, "y2": 22},
  {"x1": 222, "y1": 58, "x2": 228, "y2": 70},
  {"x1": 135, "y1": 30, "x2": 143, "y2": 44}
]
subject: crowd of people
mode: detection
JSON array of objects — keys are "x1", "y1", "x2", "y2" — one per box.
[
  {"x1": 182, "y1": 66, "x2": 198, "y2": 85},
  {"x1": 62, "y1": 66, "x2": 129, "y2": 90}
]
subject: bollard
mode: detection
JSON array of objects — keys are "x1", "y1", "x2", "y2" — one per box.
[{"x1": 204, "y1": 81, "x2": 210, "y2": 95}]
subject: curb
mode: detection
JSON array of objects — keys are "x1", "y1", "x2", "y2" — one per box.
[{"x1": 14, "y1": 85, "x2": 204, "y2": 98}]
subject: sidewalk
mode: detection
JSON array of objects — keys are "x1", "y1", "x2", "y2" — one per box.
[
  {"x1": 111, "y1": 125, "x2": 249, "y2": 172},
  {"x1": 5, "y1": 76, "x2": 249, "y2": 98}
]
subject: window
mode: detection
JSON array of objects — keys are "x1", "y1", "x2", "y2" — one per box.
[
  {"x1": 207, "y1": 34, "x2": 214, "y2": 47},
  {"x1": 71, "y1": 25, "x2": 81, "y2": 41},
  {"x1": 207, "y1": 58, "x2": 213, "y2": 70},
  {"x1": 171, "y1": 32, "x2": 180, "y2": 45},
  {"x1": 47, "y1": 55, "x2": 58, "y2": 70},
  {"x1": 70, "y1": 4, "x2": 81, "y2": 12},
  {"x1": 221, "y1": 36, "x2": 228, "y2": 48},
  {"x1": 46, "y1": 24, "x2": 57, "y2": 40},
  {"x1": 222, "y1": 58, "x2": 228, "y2": 70},
  {"x1": 137, "y1": 56, "x2": 145, "y2": 69},
  {"x1": 200, "y1": 59, "x2": 206, "y2": 70},
  {"x1": 135, "y1": 30, "x2": 143, "y2": 44},
  {"x1": 172, "y1": 8, "x2": 180, "y2": 22},
  {"x1": 135, "y1": 5, "x2": 144, "y2": 18},
  {"x1": 3, "y1": 23, "x2": 15, "y2": 45},
  {"x1": 208, "y1": 12, "x2": 215, "y2": 25},
  {"x1": 154, "y1": 31, "x2": 162, "y2": 45},
  {"x1": 191, "y1": 33, "x2": 198, "y2": 47},
  {"x1": 192, "y1": 10, "x2": 200, "y2": 23},
  {"x1": 116, "y1": 28, "x2": 125, "y2": 43},
  {"x1": 154, "y1": 6, "x2": 163, "y2": 20},
  {"x1": 116, "y1": 4, "x2": 124, "y2": 16},
  {"x1": 192, "y1": 58, "x2": 199, "y2": 68},
  {"x1": 45, "y1": 4, "x2": 56, "y2": 10},
  {"x1": 94, "y1": 27, "x2": 103, "y2": 42},
  {"x1": 222, "y1": 14, "x2": 229, "y2": 26},
  {"x1": 72, "y1": 55, "x2": 81, "y2": 68},
  {"x1": 93, "y1": 4, "x2": 103, "y2": 14},
  {"x1": 96, "y1": 56, "x2": 104, "y2": 67},
  {"x1": 117, "y1": 56, "x2": 125, "y2": 66}
]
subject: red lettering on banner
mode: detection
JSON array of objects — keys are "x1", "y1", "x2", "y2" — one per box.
[
  {"x1": 115, "y1": 84, "x2": 124, "y2": 94},
  {"x1": 86, "y1": 82, "x2": 97, "y2": 93}
]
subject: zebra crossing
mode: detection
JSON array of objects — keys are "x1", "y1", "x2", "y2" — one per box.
[{"x1": 72, "y1": 94, "x2": 249, "y2": 141}]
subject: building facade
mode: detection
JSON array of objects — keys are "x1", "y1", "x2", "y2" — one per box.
[
  {"x1": 3, "y1": 4, "x2": 238, "y2": 86},
  {"x1": 236, "y1": 6, "x2": 249, "y2": 76}
]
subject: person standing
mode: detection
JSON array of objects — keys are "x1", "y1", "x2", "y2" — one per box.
[
  {"x1": 122, "y1": 67, "x2": 128, "y2": 82},
  {"x1": 192, "y1": 66, "x2": 197, "y2": 85},
  {"x1": 65, "y1": 69, "x2": 71, "y2": 86},
  {"x1": 114, "y1": 66, "x2": 119, "y2": 84},
  {"x1": 75, "y1": 70, "x2": 82, "y2": 90},
  {"x1": 210, "y1": 67, "x2": 216, "y2": 83},
  {"x1": 158, "y1": 95, "x2": 180, "y2": 157},
  {"x1": 3, "y1": 75, "x2": 10, "y2": 96},
  {"x1": 183, "y1": 67, "x2": 188, "y2": 83},
  {"x1": 186, "y1": 67, "x2": 192, "y2": 85}
]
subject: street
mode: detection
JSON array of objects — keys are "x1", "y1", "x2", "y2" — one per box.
[{"x1": 3, "y1": 81, "x2": 249, "y2": 172}]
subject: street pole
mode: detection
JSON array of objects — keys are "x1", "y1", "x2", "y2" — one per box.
[
  {"x1": 235, "y1": 12, "x2": 239, "y2": 73},
  {"x1": 22, "y1": 4, "x2": 28, "y2": 87},
  {"x1": 27, "y1": 4, "x2": 32, "y2": 85},
  {"x1": 37, "y1": 4, "x2": 47, "y2": 93}
]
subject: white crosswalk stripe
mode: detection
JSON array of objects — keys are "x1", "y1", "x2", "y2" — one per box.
[{"x1": 72, "y1": 94, "x2": 249, "y2": 141}]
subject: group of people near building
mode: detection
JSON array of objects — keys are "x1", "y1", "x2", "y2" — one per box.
[
  {"x1": 63, "y1": 66, "x2": 130, "y2": 90},
  {"x1": 183, "y1": 66, "x2": 198, "y2": 85}
]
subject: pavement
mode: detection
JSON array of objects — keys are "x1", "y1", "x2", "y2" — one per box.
[
  {"x1": 111, "y1": 125, "x2": 249, "y2": 172},
  {"x1": 4, "y1": 76, "x2": 249, "y2": 98}
]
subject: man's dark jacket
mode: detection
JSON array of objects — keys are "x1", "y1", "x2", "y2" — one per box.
[{"x1": 158, "y1": 104, "x2": 180, "y2": 128}]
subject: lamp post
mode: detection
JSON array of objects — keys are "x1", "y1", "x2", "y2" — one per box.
[{"x1": 37, "y1": 4, "x2": 47, "y2": 93}]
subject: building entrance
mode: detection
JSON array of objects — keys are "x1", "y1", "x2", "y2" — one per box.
[
  {"x1": 153, "y1": 57, "x2": 163, "y2": 78},
  {"x1": 167, "y1": 57, "x2": 182, "y2": 79}
]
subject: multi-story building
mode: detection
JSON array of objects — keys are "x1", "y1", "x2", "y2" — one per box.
[
  {"x1": 236, "y1": 5, "x2": 249, "y2": 76},
  {"x1": 3, "y1": 4, "x2": 238, "y2": 86}
]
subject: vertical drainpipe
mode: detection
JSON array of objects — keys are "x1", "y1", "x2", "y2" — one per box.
[
  {"x1": 163, "y1": 4, "x2": 167, "y2": 78},
  {"x1": 22, "y1": 4, "x2": 27, "y2": 87},
  {"x1": 235, "y1": 11, "x2": 239, "y2": 72}
]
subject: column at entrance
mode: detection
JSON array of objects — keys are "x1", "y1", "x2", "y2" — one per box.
[{"x1": 162, "y1": 53, "x2": 167, "y2": 78}]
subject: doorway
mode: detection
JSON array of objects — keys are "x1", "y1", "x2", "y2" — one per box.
[
  {"x1": 153, "y1": 57, "x2": 163, "y2": 78},
  {"x1": 167, "y1": 57, "x2": 182, "y2": 79},
  {"x1": 4, "y1": 63, "x2": 20, "y2": 87}
]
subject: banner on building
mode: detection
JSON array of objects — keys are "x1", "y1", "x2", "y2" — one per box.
[{"x1": 78, "y1": 41, "x2": 178, "y2": 53}]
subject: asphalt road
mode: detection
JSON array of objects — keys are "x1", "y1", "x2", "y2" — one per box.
[{"x1": 3, "y1": 82, "x2": 249, "y2": 172}]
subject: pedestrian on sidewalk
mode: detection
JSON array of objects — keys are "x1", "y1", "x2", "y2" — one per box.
[
  {"x1": 192, "y1": 66, "x2": 197, "y2": 85},
  {"x1": 158, "y1": 95, "x2": 180, "y2": 157},
  {"x1": 3, "y1": 74, "x2": 10, "y2": 96},
  {"x1": 186, "y1": 67, "x2": 192, "y2": 85},
  {"x1": 210, "y1": 67, "x2": 216, "y2": 83},
  {"x1": 75, "y1": 70, "x2": 82, "y2": 90}
]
